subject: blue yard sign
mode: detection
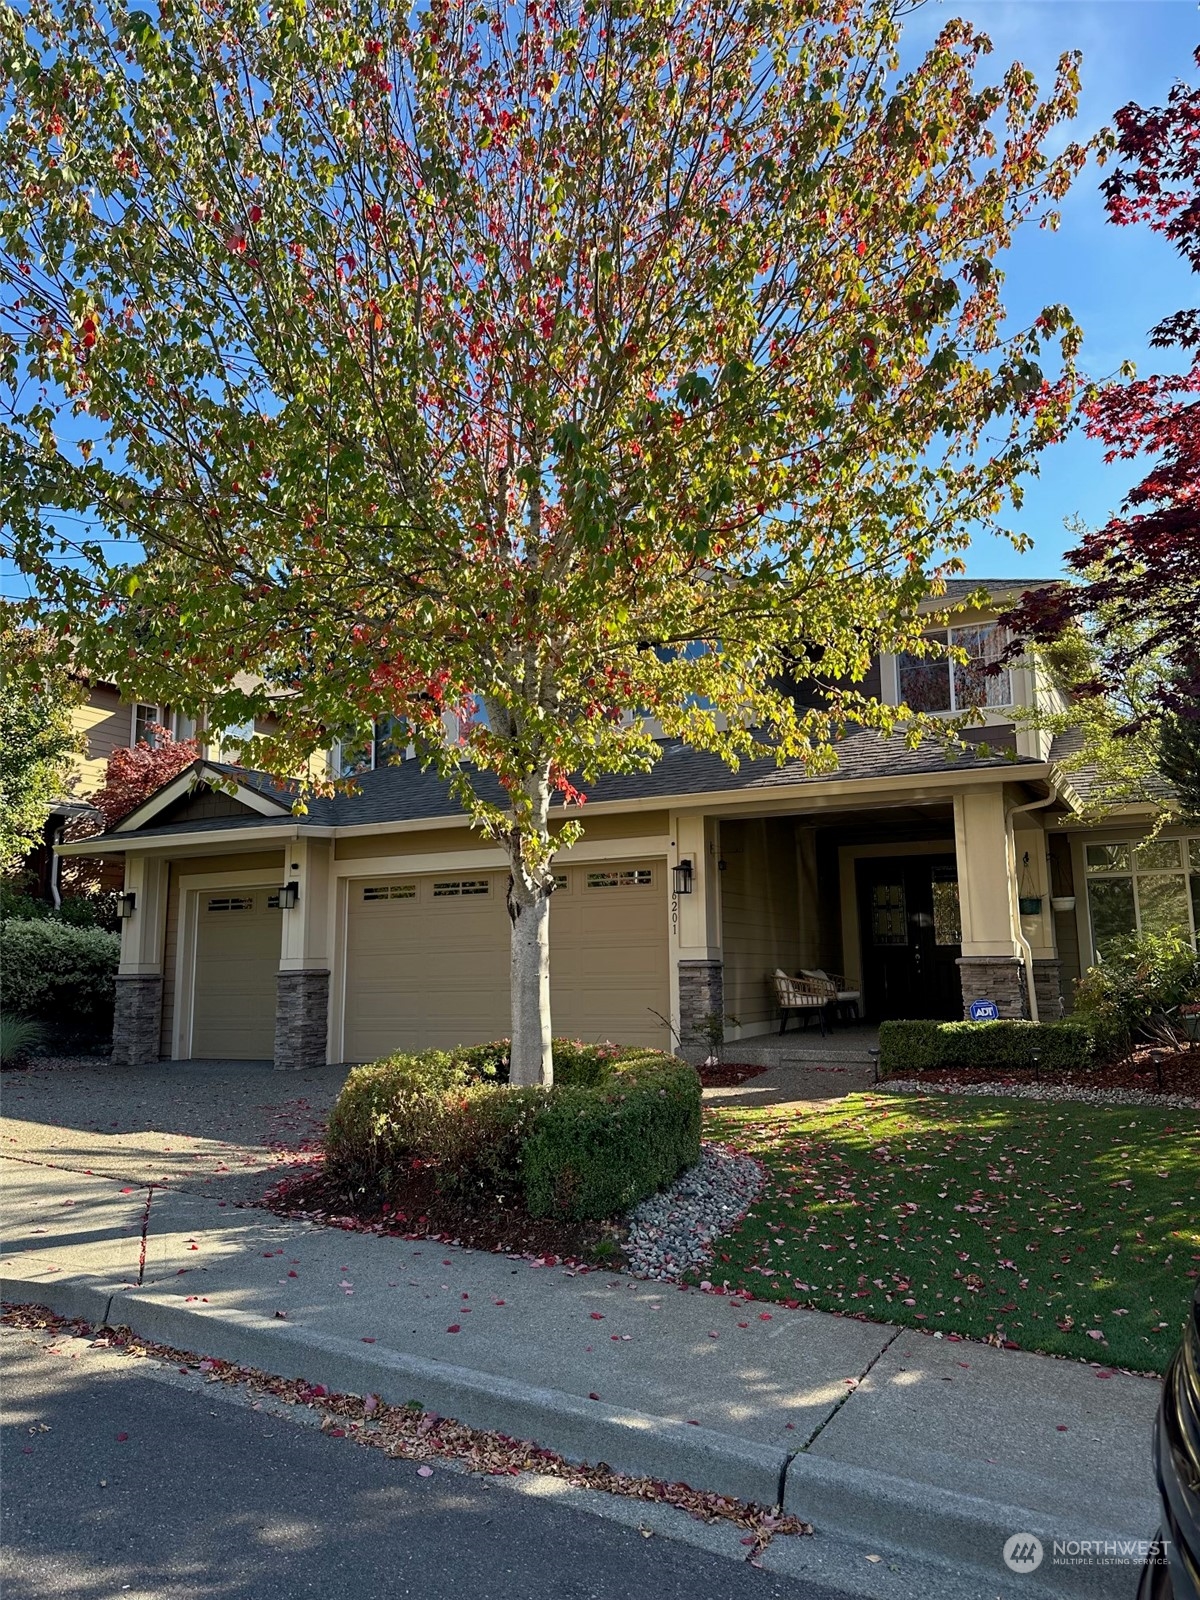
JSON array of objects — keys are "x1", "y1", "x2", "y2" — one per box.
[{"x1": 968, "y1": 999, "x2": 1000, "y2": 1022}]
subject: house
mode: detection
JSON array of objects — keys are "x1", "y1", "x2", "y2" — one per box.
[{"x1": 57, "y1": 582, "x2": 1200, "y2": 1068}]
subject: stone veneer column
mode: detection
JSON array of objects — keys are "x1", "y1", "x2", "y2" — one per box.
[
  {"x1": 274, "y1": 970, "x2": 331, "y2": 1071},
  {"x1": 111, "y1": 973, "x2": 165, "y2": 1065},
  {"x1": 677, "y1": 958, "x2": 724, "y2": 1057},
  {"x1": 955, "y1": 955, "x2": 1028, "y2": 1019},
  {"x1": 1032, "y1": 958, "x2": 1064, "y2": 1021}
]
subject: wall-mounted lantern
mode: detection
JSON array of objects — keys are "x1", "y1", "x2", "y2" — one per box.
[
  {"x1": 672, "y1": 859, "x2": 694, "y2": 896},
  {"x1": 278, "y1": 881, "x2": 300, "y2": 910},
  {"x1": 116, "y1": 891, "x2": 137, "y2": 920}
]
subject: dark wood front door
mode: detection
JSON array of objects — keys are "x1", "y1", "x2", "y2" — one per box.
[{"x1": 856, "y1": 855, "x2": 962, "y2": 1021}]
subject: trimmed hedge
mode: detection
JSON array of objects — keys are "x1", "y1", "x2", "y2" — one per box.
[
  {"x1": 325, "y1": 1040, "x2": 701, "y2": 1221},
  {"x1": 878, "y1": 1018, "x2": 1096, "y2": 1076},
  {"x1": 0, "y1": 919, "x2": 120, "y2": 1039}
]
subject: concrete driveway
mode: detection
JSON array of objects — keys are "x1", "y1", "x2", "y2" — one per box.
[{"x1": 0, "y1": 1059, "x2": 351, "y2": 1203}]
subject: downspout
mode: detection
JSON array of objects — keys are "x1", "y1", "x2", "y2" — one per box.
[
  {"x1": 1005, "y1": 791, "x2": 1056, "y2": 1022},
  {"x1": 48, "y1": 819, "x2": 64, "y2": 910}
]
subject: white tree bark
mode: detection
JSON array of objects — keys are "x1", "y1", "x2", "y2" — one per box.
[
  {"x1": 503, "y1": 768, "x2": 556, "y2": 1087},
  {"x1": 507, "y1": 870, "x2": 553, "y2": 1086}
]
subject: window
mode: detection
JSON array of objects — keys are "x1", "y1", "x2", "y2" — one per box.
[
  {"x1": 432, "y1": 879, "x2": 490, "y2": 897},
  {"x1": 585, "y1": 868, "x2": 654, "y2": 889},
  {"x1": 931, "y1": 873, "x2": 962, "y2": 945},
  {"x1": 216, "y1": 719, "x2": 256, "y2": 763},
  {"x1": 362, "y1": 883, "x2": 417, "y2": 902},
  {"x1": 1084, "y1": 835, "x2": 1199, "y2": 955},
  {"x1": 132, "y1": 703, "x2": 162, "y2": 747},
  {"x1": 206, "y1": 895, "x2": 254, "y2": 912},
  {"x1": 871, "y1": 881, "x2": 907, "y2": 945},
  {"x1": 896, "y1": 625, "x2": 1012, "y2": 713},
  {"x1": 335, "y1": 715, "x2": 409, "y2": 777}
]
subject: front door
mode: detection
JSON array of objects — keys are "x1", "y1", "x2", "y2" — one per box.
[{"x1": 856, "y1": 855, "x2": 962, "y2": 1021}]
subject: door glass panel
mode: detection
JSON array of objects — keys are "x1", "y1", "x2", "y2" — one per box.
[
  {"x1": 1136, "y1": 874, "x2": 1190, "y2": 939},
  {"x1": 871, "y1": 882, "x2": 907, "y2": 945},
  {"x1": 1087, "y1": 877, "x2": 1136, "y2": 955},
  {"x1": 932, "y1": 877, "x2": 962, "y2": 945}
]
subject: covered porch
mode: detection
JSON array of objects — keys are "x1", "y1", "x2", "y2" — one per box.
[{"x1": 669, "y1": 778, "x2": 1068, "y2": 1054}]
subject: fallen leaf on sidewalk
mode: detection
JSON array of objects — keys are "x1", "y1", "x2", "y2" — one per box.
[
  {"x1": 416, "y1": 1465, "x2": 434, "y2": 1477},
  {"x1": 865, "y1": 1554, "x2": 882, "y2": 1564}
]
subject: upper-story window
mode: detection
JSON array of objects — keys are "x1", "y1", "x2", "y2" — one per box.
[
  {"x1": 131, "y1": 704, "x2": 197, "y2": 747},
  {"x1": 336, "y1": 716, "x2": 408, "y2": 777},
  {"x1": 897, "y1": 624, "x2": 1012, "y2": 714}
]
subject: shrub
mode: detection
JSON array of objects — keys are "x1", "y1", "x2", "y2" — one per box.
[
  {"x1": 324, "y1": 1040, "x2": 701, "y2": 1221},
  {"x1": 522, "y1": 1055, "x2": 701, "y2": 1220},
  {"x1": 879, "y1": 1018, "x2": 1095, "y2": 1076},
  {"x1": 1073, "y1": 933, "x2": 1200, "y2": 1055},
  {"x1": 0, "y1": 919, "x2": 120, "y2": 1038},
  {"x1": 0, "y1": 881, "x2": 119, "y2": 932}
]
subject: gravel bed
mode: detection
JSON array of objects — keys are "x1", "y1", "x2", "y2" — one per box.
[
  {"x1": 625, "y1": 1142, "x2": 765, "y2": 1282},
  {"x1": 885, "y1": 1077, "x2": 1200, "y2": 1111}
]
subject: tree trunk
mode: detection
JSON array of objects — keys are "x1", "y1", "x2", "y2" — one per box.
[
  {"x1": 503, "y1": 770, "x2": 556, "y2": 1087},
  {"x1": 507, "y1": 871, "x2": 553, "y2": 1086}
]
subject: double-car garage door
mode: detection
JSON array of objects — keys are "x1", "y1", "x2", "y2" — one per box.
[{"x1": 342, "y1": 861, "x2": 670, "y2": 1061}]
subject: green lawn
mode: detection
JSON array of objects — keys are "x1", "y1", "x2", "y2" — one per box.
[{"x1": 704, "y1": 1092, "x2": 1199, "y2": 1374}]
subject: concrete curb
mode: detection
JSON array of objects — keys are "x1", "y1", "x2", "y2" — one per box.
[
  {"x1": 1, "y1": 1273, "x2": 788, "y2": 1507},
  {"x1": 1, "y1": 1271, "x2": 1153, "y2": 1600},
  {"x1": 784, "y1": 1450, "x2": 1152, "y2": 1600}
]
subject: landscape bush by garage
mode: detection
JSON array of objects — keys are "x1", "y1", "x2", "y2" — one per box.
[
  {"x1": 878, "y1": 1018, "x2": 1095, "y2": 1076},
  {"x1": 0, "y1": 919, "x2": 120, "y2": 1043},
  {"x1": 325, "y1": 1041, "x2": 700, "y2": 1221}
]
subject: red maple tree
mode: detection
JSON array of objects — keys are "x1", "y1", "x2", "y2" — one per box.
[
  {"x1": 1007, "y1": 50, "x2": 1200, "y2": 722},
  {"x1": 88, "y1": 726, "x2": 199, "y2": 829}
]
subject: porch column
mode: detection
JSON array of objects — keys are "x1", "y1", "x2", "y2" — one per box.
[
  {"x1": 670, "y1": 812, "x2": 722, "y2": 1058},
  {"x1": 1013, "y1": 817, "x2": 1063, "y2": 1019},
  {"x1": 274, "y1": 837, "x2": 332, "y2": 1070},
  {"x1": 953, "y1": 789, "x2": 1028, "y2": 1018},
  {"x1": 112, "y1": 855, "x2": 169, "y2": 1065}
]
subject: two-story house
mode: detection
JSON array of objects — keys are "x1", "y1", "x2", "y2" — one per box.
[{"x1": 57, "y1": 580, "x2": 1199, "y2": 1069}]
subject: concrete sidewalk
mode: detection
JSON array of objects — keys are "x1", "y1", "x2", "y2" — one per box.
[{"x1": 1, "y1": 1154, "x2": 1161, "y2": 1600}]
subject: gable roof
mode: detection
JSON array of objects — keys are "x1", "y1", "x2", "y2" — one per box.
[{"x1": 111, "y1": 760, "x2": 297, "y2": 833}]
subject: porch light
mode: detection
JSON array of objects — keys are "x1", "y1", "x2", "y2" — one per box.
[
  {"x1": 116, "y1": 891, "x2": 137, "y2": 920},
  {"x1": 278, "y1": 881, "x2": 300, "y2": 910},
  {"x1": 672, "y1": 859, "x2": 694, "y2": 896}
]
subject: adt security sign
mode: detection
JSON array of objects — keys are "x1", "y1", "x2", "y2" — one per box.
[{"x1": 968, "y1": 999, "x2": 1000, "y2": 1022}]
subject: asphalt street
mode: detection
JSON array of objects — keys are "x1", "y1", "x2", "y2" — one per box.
[{"x1": 1, "y1": 1326, "x2": 855, "y2": 1600}]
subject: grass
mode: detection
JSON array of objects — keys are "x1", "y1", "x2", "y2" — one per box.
[{"x1": 704, "y1": 1091, "x2": 1199, "y2": 1375}]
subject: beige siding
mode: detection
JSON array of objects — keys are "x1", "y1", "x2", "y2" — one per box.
[
  {"x1": 70, "y1": 685, "x2": 131, "y2": 795},
  {"x1": 160, "y1": 850, "x2": 286, "y2": 1057},
  {"x1": 333, "y1": 808, "x2": 670, "y2": 862},
  {"x1": 720, "y1": 819, "x2": 804, "y2": 1030}
]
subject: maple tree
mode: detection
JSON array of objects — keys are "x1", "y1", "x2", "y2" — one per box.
[
  {"x1": 1, "y1": 0, "x2": 1091, "y2": 1082},
  {"x1": 86, "y1": 726, "x2": 200, "y2": 830},
  {"x1": 1006, "y1": 51, "x2": 1200, "y2": 747}
]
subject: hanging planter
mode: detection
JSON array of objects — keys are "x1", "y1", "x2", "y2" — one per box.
[
  {"x1": 1017, "y1": 852, "x2": 1042, "y2": 917},
  {"x1": 1051, "y1": 895, "x2": 1076, "y2": 914}
]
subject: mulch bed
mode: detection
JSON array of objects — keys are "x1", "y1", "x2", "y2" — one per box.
[
  {"x1": 899, "y1": 1041, "x2": 1200, "y2": 1099},
  {"x1": 261, "y1": 1163, "x2": 628, "y2": 1268},
  {"x1": 696, "y1": 1062, "x2": 768, "y2": 1088}
]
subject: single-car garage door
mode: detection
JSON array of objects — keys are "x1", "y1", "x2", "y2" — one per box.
[
  {"x1": 342, "y1": 861, "x2": 670, "y2": 1061},
  {"x1": 192, "y1": 889, "x2": 281, "y2": 1059}
]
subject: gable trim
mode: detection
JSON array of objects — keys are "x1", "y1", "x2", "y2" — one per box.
[{"x1": 113, "y1": 762, "x2": 293, "y2": 833}]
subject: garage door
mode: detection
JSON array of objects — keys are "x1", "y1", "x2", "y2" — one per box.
[
  {"x1": 342, "y1": 861, "x2": 670, "y2": 1061},
  {"x1": 192, "y1": 889, "x2": 281, "y2": 1059}
]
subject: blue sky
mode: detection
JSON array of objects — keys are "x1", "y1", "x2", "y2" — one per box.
[{"x1": 913, "y1": 0, "x2": 1196, "y2": 580}]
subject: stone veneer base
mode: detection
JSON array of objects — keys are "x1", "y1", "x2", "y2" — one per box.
[
  {"x1": 111, "y1": 973, "x2": 164, "y2": 1066},
  {"x1": 677, "y1": 959, "x2": 724, "y2": 1060},
  {"x1": 1032, "y1": 958, "x2": 1065, "y2": 1021},
  {"x1": 955, "y1": 956, "x2": 1028, "y2": 1020},
  {"x1": 274, "y1": 969, "x2": 331, "y2": 1071}
]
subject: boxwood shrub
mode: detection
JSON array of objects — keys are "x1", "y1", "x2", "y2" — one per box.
[
  {"x1": 878, "y1": 1018, "x2": 1095, "y2": 1076},
  {"x1": 0, "y1": 919, "x2": 120, "y2": 1042},
  {"x1": 325, "y1": 1040, "x2": 700, "y2": 1221}
]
